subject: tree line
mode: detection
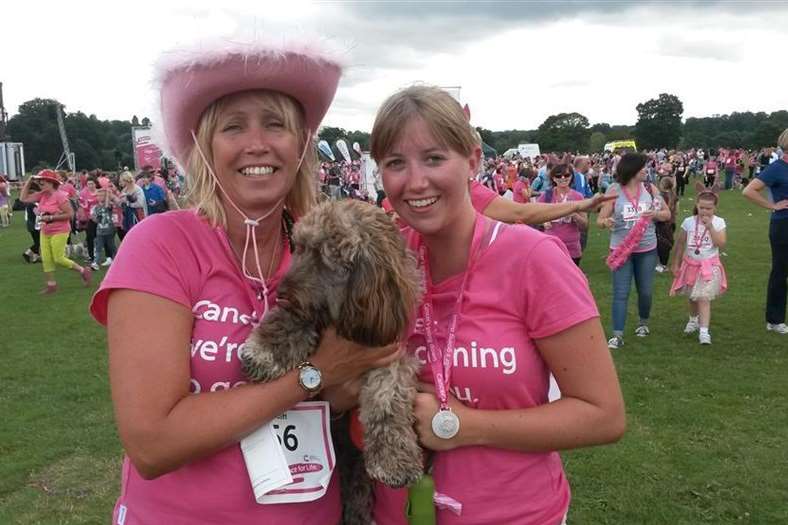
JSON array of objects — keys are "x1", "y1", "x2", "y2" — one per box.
[{"x1": 5, "y1": 95, "x2": 787, "y2": 172}]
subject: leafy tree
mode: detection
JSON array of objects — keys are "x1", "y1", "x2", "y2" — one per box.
[
  {"x1": 536, "y1": 112, "x2": 590, "y2": 152},
  {"x1": 141, "y1": 117, "x2": 151, "y2": 127},
  {"x1": 589, "y1": 131, "x2": 607, "y2": 152},
  {"x1": 131, "y1": 115, "x2": 140, "y2": 127},
  {"x1": 634, "y1": 93, "x2": 683, "y2": 149}
]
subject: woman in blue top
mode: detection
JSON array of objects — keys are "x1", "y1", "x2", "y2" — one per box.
[
  {"x1": 743, "y1": 128, "x2": 788, "y2": 334},
  {"x1": 597, "y1": 152, "x2": 671, "y2": 349}
]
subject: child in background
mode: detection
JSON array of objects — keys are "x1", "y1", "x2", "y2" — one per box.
[
  {"x1": 670, "y1": 187, "x2": 727, "y2": 345},
  {"x1": 655, "y1": 176, "x2": 677, "y2": 273},
  {"x1": 90, "y1": 188, "x2": 117, "y2": 269},
  {"x1": 0, "y1": 175, "x2": 10, "y2": 227}
]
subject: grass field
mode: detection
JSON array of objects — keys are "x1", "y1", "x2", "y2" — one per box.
[{"x1": 1, "y1": 182, "x2": 786, "y2": 524}]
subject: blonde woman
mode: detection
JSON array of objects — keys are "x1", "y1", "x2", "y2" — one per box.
[
  {"x1": 370, "y1": 86, "x2": 625, "y2": 525},
  {"x1": 89, "y1": 37, "x2": 399, "y2": 524},
  {"x1": 118, "y1": 171, "x2": 147, "y2": 239}
]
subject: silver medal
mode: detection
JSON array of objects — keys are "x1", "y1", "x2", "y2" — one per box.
[{"x1": 431, "y1": 409, "x2": 460, "y2": 439}]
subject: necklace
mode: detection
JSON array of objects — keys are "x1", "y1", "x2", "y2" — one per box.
[{"x1": 692, "y1": 216, "x2": 708, "y2": 255}]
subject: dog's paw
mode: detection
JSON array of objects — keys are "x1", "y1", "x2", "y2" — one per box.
[{"x1": 240, "y1": 344, "x2": 281, "y2": 383}]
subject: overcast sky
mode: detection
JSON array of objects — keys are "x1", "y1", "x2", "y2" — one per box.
[{"x1": 2, "y1": 0, "x2": 787, "y2": 133}]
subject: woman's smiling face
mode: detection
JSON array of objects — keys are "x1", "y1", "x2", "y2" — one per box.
[
  {"x1": 210, "y1": 91, "x2": 302, "y2": 215},
  {"x1": 379, "y1": 116, "x2": 478, "y2": 238}
]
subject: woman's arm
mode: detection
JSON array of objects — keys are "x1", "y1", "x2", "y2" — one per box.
[
  {"x1": 671, "y1": 228, "x2": 687, "y2": 274},
  {"x1": 19, "y1": 178, "x2": 38, "y2": 203},
  {"x1": 108, "y1": 290, "x2": 399, "y2": 479},
  {"x1": 596, "y1": 200, "x2": 614, "y2": 229},
  {"x1": 413, "y1": 317, "x2": 625, "y2": 453},
  {"x1": 483, "y1": 193, "x2": 615, "y2": 225},
  {"x1": 743, "y1": 178, "x2": 788, "y2": 211},
  {"x1": 651, "y1": 185, "x2": 672, "y2": 222}
]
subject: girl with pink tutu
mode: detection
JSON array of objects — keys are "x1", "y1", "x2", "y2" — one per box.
[{"x1": 670, "y1": 187, "x2": 728, "y2": 345}]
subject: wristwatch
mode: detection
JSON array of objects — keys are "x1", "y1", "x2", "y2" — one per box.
[{"x1": 297, "y1": 361, "x2": 322, "y2": 397}]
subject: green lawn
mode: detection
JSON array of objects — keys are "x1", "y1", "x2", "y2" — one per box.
[{"x1": 1, "y1": 182, "x2": 786, "y2": 524}]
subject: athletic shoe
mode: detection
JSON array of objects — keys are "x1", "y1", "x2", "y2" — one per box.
[
  {"x1": 22, "y1": 251, "x2": 31, "y2": 263},
  {"x1": 655, "y1": 264, "x2": 666, "y2": 273},
  {"x1": 81, "y1": 267, "x2": 93, "y2": 287},
  {"x1": 699, "y1": 332, "x2": 712, "y2": 345},
  {"x1": 635, "y1": 325, "x2": 650, "y2": 337},
  {"x1": 766, "y1": 323, "x2": 788, "y2": 334},
  {"x1": 684, "y1": 318, "x2": 699, "y2": 334},
  {"x1": 101, "y1": 257, "x2": 113, "y2": 267},
  {"x1": 39, "y1": 283, "x2": 58, "y2": 295},
  {"x1": 90, "y1": 262, "x2": 100, "y2": 271},
  {"x1": 607, "y1": 336, "x2": 624, "y2": 349}
]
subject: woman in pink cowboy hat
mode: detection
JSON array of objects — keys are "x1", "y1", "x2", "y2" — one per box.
[
  {"x1": 89, "y1": 34, "x2": 400, "y2": 524},
  {"x1": 19, "y1": 169, "x2": 92, "y2": 293}
]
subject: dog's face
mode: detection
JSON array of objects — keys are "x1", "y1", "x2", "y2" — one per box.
[{"x1": 278, "y1": 200, "x2": 420, "y2": 347}]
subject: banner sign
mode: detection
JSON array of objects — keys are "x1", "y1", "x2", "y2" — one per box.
[
  {"x1": 517, "y1": 143, "x2": 541, "y2": 159},
  {"x1": 317, "y1": 140, "x2": 335, "y2": 161},
  {"x1": 132, "y1": 126, "x2": 162, "y2": 171},
  {"x1": 335, "y1": 139, "x2": 351, "y2": 163}
]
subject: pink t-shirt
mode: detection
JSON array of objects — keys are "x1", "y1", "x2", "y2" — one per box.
[
  {"x1": 469, "y1": 180, "x2": 497, "y2": 212},
  {"x1": 537, "y1": 189, "x2": 585, "y2": 258},
  {"x1": 33, "y1": 190, "x2": 71, "y2": 235},
  {"x1": 513, "y1": 179, "x2": 529, "y2": 203},
  {"x1": 374, "y1": 214, "x2": 600, "y2": 525},
  {"x1": 79, "y1": 188, "x2": 99, "y2": 218},
  {"x1": 60, "y1": 182, "x2": 77, "y2": 199},
  {"x1": 89, "y1": 211, "x2": 340, "y2": 525}
]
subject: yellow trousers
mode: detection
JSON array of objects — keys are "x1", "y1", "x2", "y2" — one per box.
[{"x1": 40, "y1": 232, "x2": 76, "y2": 273}]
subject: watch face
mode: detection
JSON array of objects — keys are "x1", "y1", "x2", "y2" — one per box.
[{"x1": 300, "y1": 367, "x2": 321, "y2": 390}]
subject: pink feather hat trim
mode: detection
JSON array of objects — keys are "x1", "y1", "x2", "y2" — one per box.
[
  {"x1": 606, "y1": 215, "x2": 650, "y2": 271},
  {"x1": 154, "y1": 34, "x2": 345, "y2": 165}
]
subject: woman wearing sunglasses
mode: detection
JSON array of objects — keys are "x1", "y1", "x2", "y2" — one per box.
[{"x1": 538, "y1": 164, "x2": 587, "y2": 266}]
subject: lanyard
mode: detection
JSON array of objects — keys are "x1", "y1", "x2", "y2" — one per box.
[
  {"x1": 692, "y1": 217, "x2": 708, "y2": 254},
  {"x1": 621, "y1": 183, "x2": 641, "y2": 212},
  {"x1": 418, "y1": 216, "x2": 485, "y2": 411}
]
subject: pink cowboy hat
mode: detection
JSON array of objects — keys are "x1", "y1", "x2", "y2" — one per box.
[
  {"x1": 154, "y1": 33, "x2": 345, "y2": 165},
  {"x1": 33, "y1": 169, "x2": 62, "y2": 187}
]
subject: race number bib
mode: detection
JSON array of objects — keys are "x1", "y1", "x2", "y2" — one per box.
[{"x1": 241, "y1": 401, "x2": 335, "y2": 505}]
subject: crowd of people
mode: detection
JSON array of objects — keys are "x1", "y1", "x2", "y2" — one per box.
[{"x1": 3, "y1": 31, "x2": 787, "y2": 525}]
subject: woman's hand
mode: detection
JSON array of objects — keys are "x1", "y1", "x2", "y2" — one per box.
[
  {"x1": 412, "y1": 382, "x2": 474, "y2": 452},
  {"x1": 598, "y1": 217, "x2": 614, "y2": 229},
  {"x1": 577, "y1": 192, "x2": 616, "y2": 213},
  {"x1": 311, "y1": 327, "x2": 402, "y2": 390}
]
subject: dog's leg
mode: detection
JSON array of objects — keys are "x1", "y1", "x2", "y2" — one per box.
[
  {"x1": 333, "y1": 414, "x2": 374, "y2": 525},
  {"x1": 241, "y1": 309, "x2": 318, "y2": 383},
  {"x1": 359, "y1": 356, "x2": 423, "y2": 488}
]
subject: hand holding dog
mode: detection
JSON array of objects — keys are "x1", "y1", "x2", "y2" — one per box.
[{"x1": 311, "y1": 327, "x2": 403, "y2": 390}]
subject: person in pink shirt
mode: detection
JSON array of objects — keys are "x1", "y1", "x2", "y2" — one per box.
[
  {"x1": 538, "y1": 164, "x2": 587, "y2": 265},
  {"x1": 369, "y1": 85, "x2": 625, "y2": 524},
  {"x1": 89, "y1": 35, "x2": 400, "y2": 525},
  {"x1": 78, "y1": 178, "x2": 100, "y2": 266},
  {"x1": 511, "y1": 171, "x2": 530, "y2": 203},
  {"x1": 19, "y1": 170, "x2": 92, "y2": 293}
]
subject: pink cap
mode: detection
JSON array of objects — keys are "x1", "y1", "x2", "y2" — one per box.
[{"x1": 155, "y1": 34, "x2": 345, "y2": 165}]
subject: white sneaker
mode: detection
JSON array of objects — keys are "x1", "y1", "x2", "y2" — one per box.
[
  {"x1": 684, "y1": 318, "x2": 699, "y2": 334},
  {"x1": 635, "y1": 325, "x2": 650, "y2": 337},
  {"x1": 90, "y1": 262, "x2": 100, "y2": 271},
  {"x1": 766, "y1": 323, "x2": 788, "y2": 334},
  {"x1": 607, "y1": 336, "x2": 624, "y2": 349},
  {"x1": 655, "y1": 264, "x2": 666, "y2": 273},
  {"x1": 699, "y1": 332, "x2": 712, "y2": 345},
  {"x1": 101, "y1": 257, "x2": 113, "y2": 267}
]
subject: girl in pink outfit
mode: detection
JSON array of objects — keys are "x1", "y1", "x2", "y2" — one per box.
[
  {"x1": 370, "y1": 86, "x2": 625, "y2": 525},
  {"x1": 670, "y1": 190, "x2": 728, "y2": 345},
  {"x1": 538, "y1": 164, "x2": 587, "y2": 266}
]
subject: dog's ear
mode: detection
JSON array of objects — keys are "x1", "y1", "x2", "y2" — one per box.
[{"x1": 337, "y1": 218, "x2": 420, "y2": 347}]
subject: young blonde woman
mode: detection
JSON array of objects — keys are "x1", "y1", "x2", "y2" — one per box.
[
  {"x1": 89, "y1": 36, "x2": 399, "y2": 524},
  {"x1": 369, "y1": 86, "x2": 625, "y2": 525}
]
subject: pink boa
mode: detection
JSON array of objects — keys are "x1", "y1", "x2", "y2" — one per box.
[{"x1": 606, "y1": 216, "x2": 650, "y2": 270}]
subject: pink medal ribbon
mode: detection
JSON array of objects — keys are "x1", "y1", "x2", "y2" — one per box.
[{"x1": 417, "y1": 216, "x2": 486, "y2": 440}]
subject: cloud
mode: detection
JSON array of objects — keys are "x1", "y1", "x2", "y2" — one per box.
[{"x1": 658, "y1": 35, "x2": 741, "y2": 61}]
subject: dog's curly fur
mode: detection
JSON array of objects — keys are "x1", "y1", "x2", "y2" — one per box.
[{"x1": 241, "y1": 200, "x2": 423, "y2": 524}]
